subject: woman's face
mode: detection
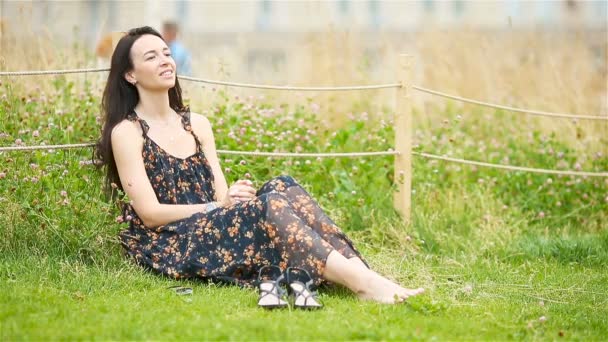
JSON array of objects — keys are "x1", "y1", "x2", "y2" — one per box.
[{"x1": 127, "y1": 34, "x2": 176, "y2": 90}]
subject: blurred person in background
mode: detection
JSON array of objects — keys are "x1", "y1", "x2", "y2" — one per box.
[
  {"x1": 162, "y1": 21, "x2": 192, "y2": 76},
  {"x1": 95, "y1": 33, "x2": 114, "y2": 60}
]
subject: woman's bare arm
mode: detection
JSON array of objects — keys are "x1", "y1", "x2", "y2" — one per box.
[
  {"x1": 191, "y1": 113, "x2": 256, "y2": 203},
  {"x1": 190, "y1": 113, "x2": 229, "y2": 201},
  {"x1": 111, "y1": 119, "x2": 208, "y2": 228}
]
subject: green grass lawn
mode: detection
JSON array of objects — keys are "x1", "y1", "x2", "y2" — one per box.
[
  {"x1": 2, "y1": 250, "x2": 606, "y2": 340},
  {"x1": 1, "y1": 78, "x2": 606, "y2": 340}
]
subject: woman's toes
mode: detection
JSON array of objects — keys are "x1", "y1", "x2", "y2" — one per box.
[{"x1": 405, "y1": 287, "x2": 424, "y2": 296}]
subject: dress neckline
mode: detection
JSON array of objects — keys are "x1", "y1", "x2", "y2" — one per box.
[
  {"x1": 147, "y1": 137, "x2": 199, "y2": 161},
  {"x1": 131, "y1": 110, "x2": 203, "y2": 160}
]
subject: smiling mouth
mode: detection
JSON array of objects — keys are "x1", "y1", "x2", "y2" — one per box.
[{"x1": 160, "y1": 70, "x2": 173, "y2": 77}]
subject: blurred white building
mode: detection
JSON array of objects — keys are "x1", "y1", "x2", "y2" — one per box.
[{"x1": 1, "y1": 0, "x2": 605, "y2": 41}]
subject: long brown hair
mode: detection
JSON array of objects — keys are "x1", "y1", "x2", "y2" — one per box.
[{"x1": 95, "y1": 26, "x2": 187, "y2": 197}]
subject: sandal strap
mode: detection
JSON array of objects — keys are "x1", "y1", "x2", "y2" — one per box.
[
  {"x1": 286, "y1": 267, "x2": 317, "y2": 290},
  {"x1": 286, "y1": 267, "x2": 312, "y2": 283},
  {"x1": 259, "y1": 289, "x2": 281, "y2": 300},
  {"x1": 259, "y1": 280, "x2": 284, "y2": 295},
  {"x1": 258, "y1": 265, "x2": 284, "y2": 284},
  {"x1": 290, "y1": 280, "x2": 320, "y2": 306},
  {"x1": 258, "y1": 280, "x2": 286, "y2": 305}
]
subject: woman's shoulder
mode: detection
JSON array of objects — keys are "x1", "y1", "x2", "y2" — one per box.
[
  {"x1": 189, "y1": 111, "x2": 212, "y2": 130},
  {"x1": 111, "y1": 118, "x2": 142, "y2": 140},
  {"x1": 110, "y1": 119, "x2": 144, "y2": 155}
]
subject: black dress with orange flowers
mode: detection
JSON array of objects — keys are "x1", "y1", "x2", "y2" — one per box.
[{"x1": 119, "y1": 110, "x2": 366, "y2": 287}]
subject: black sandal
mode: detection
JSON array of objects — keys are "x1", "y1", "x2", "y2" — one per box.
[
  {"x1": 257, "y1": 265, "x2": 288, "y2": 309},
  {"x1": 286, "y1": 267, "x2": 323, "y2": 310}
]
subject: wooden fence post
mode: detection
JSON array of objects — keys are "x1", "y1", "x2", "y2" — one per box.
[{"x1": 394, "y1": 54, "x2": 413, "y2": 223}]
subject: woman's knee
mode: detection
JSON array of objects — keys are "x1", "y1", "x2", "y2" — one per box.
[
  {"x1": 255, "y1": 193, "x2": 292, "y2": 223},
  {"x1": 257, "y1": 192, "x2": 290, "y2": 207},
  {"x1": 257, "y1": 175, "x2": 298, "y2": 195},
  {"x1": 274, "y1": 175, "x2": 296, "y2": 185}
]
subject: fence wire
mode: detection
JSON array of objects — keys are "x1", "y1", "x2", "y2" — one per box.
[
  {"x1": 412, "y1": 152, "x2": 608, "y2": 177},
  {"x1": 1, "y1": 143, "x2": 605, "y2": 177},
  {"x1": 2, "y1": 67, "x2": 604, "y2": 119},
  {"x1": 413, "y1": 85, "x2": 607, "y2": 120}
]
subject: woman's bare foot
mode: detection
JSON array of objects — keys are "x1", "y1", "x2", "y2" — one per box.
[
  {"x1": 348, "y1": 257, "x2": 423, "y2": 303},
  {"x1": 357, "y1": 271, "x2": 424, "y2": 304},
  {"x1": 323, "y1": 250, "x2": 423, "y2": 305}
]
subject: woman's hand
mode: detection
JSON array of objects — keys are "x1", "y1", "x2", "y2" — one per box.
[{"x1": 221, "y1": 180, "x2": 256, "y2": 206}]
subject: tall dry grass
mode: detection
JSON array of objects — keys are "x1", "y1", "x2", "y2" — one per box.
[
  {"x1": 412, "y1": 29, "x2": 606, "y2": 152},
  {"x1": 0, "y1": 29, "x2": 100, "y2": 98}
]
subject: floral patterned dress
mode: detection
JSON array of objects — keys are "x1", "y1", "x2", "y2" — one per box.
[{"x1": 119, "y1": 110, "x2": 366, "y2": 287}]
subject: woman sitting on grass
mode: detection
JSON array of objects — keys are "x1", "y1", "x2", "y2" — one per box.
[{"x1": 96, "y1": 26, "x2": 424, "y2": 308}]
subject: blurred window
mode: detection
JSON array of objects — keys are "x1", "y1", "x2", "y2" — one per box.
[
  {"x1": 423, "y1": 0, "x2": 435, "y2": 13},
  {"x1": 452, "y1": 0, "x2": 464, "y2": 17},
  {"x1": 176, "y1": 0, "x2": 188, "y2": 26},
  {"x1": 339, "y1": 0, "x2": 350, "y2": 14},
  {"x1": 256, "y1": 0, "x2": 272, "y2": 31},
  {"x1": 369, "y1": 0, "x2": 381, "y2": 29}
]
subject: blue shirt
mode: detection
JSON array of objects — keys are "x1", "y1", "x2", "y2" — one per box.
[{"x1": 168, "y1": 41, "x2": 192, "y2": 76}]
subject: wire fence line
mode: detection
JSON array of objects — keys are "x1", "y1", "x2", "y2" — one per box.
[
  {"x1": 0, "y1": 143, "x2": 397, "y2": 157},
  {"x1": 1, "y1": 142, "x2": 606, "y2": 177},
  {"x1": 1, "y1": 67, "x2": 605, "y2": 120},
  {"x1": 0, "y1": 68, "x2": 399, "y2": 91},
  {"x1": 215, "y1": 150, "x2": 399, "y2": 158},
  {"x1": 0, "y1": 143, "x2": 96, "y2": 151},
  {"x1": 0, "y1": 67, "x2": 110, "y2": 76},
  {"x1": 178, "y1": 75, "x2": 401, "y2": 91},
  {"x1": 412, "y1": 152, "x2": 608, "y2": 178},
  {"x1": 412, "y1": 85, "x2": 607, "y2": 120}
]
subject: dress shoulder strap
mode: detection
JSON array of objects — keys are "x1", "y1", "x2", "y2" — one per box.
[
  {"x1": 127, "y1": 111, "x2": 150, "y2": 138},
  {"x1": 178, "y1": 109, "x2": 203, "y2": 153},
  {"x1": 178, "y1": 109, "x2": 193, "y2": 131}
]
